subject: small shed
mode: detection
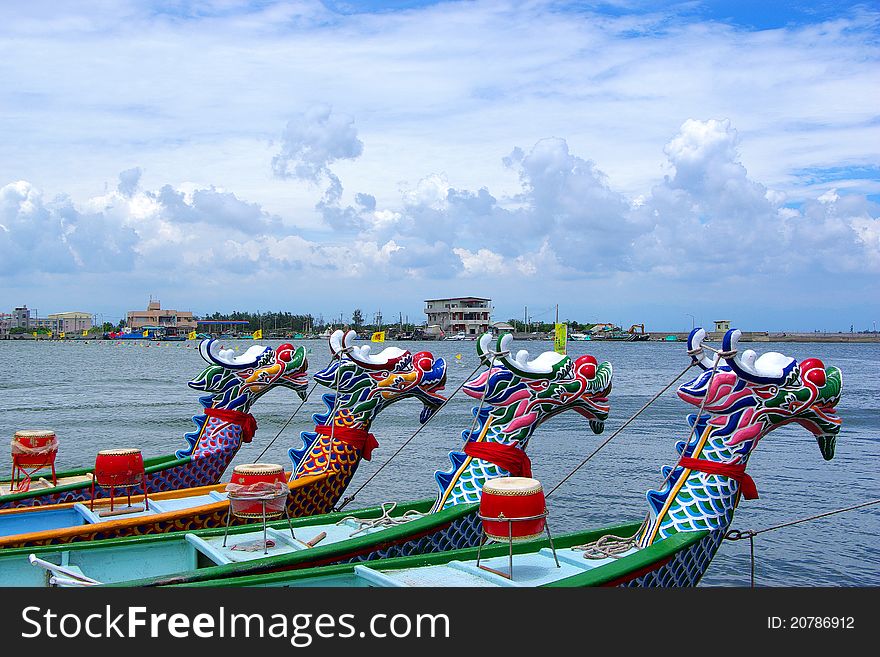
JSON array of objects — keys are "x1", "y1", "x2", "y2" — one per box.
[{"x1": 714, "y1": 320, "x2": 731, "y2": 333}]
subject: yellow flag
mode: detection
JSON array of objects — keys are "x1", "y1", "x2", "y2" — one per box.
[
  {"x1": 554, "y1": 323, "x2": 567, "y2": 355},
  {"x1": 32, "y1": 331, "x2": 37, "y2": 337},
  {"x1": 48, "y1": 331, "x2": 53, "y2": 338},
  {"x1": 82, "y1": 330, "x2": 88, "y2": 337},
  {"x1": 188, "y1": 330, "x2": 197, "y2": 340},
  {"x1": 59, "y1": 332, "x2": 65, "y2": 338},
  {"x1": 142, "y1": 329, "x2": 149, "y2": 337},
  {"x1": 371, "y1": 331, "x2": 385, "y2": 343},
  {"x1": 252, "y1": 329, "x2": 263, "y2": 340}
]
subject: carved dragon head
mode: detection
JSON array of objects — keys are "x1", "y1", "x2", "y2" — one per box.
[
  {"x1": 678, "y1": 328, "x2": 842, "y2": 461},
  {"x1": 464, "y1": 333, "x2": 612, "y2": 446},
  {"x1": 189, "y1": 339, "x2": 310, "y2": 412},
  {"x1": 312, "y1": 330, "x2": 447, "y2": 425}
]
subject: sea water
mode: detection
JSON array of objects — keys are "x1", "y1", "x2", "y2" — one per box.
[{"x1": 0, "y1": 338, "x2": 877, "y2": 587}]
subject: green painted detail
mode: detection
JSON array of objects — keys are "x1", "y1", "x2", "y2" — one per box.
[
  {"x1": 0, "y1": 454, "x2": 191, "y2": 504},
  {"x1": 172, "y1": 521, "x2": 656, "y2": 588},
  {"x1": 102, "y1": 499, "x2": 479, "y2": 587}
]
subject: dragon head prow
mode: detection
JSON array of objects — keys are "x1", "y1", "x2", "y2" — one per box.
[
  {"x1": 189, "y1": 338, "x2": 309, "y2": 407},
  {"x1": 679, "y1": 328, "x2": 842, "y2": 460},
  {"x1": 467, "y1": 332, "x2": 612, "y2": 439},
  {"x1": 315, "y1": 329, "x2": 447, "y2": 423}
]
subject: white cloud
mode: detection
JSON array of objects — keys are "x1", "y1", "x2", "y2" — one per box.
[{"x1": 1, "y1": 2, "x2": 878, "y2": 328}]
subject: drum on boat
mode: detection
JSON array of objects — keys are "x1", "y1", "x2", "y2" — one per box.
[
  {"x1": 12, "y1": 430, "x2": 58, "y2": 469},
  {"x1": 227, "y1": 463, "x2": 288, "y2": 519},
  {"x1": 94, "y1": 448, "x2": 145, "y2": 488},
  {"x1": 479, "y1": 476, "x2": 547, "y2": 542}
]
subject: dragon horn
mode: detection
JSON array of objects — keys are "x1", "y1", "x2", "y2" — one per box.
[{"x1": 198, "y1": 338, "x2": 270, "y2": 370}]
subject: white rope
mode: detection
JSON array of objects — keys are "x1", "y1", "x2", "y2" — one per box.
[{"x1": 336, "y1": 502, "x2": 424, "y2": 537}]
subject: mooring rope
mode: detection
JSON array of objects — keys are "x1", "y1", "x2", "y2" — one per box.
[
  {"x1": 560, "y1": 343, "x2": 727, "y2": 558},
  {"x1": 253, "y1": 342, "x2": 350, "y2": 465},
  {"x1": 336, "y1": 501, "x2": 426, "y2": 537},
  {"x1": 571, "y1": 515, "x2": 651, "y2": 559},
  {"x1": 545, "y1": 360, "x2": 697, "y2": 500},
  {"x1": 252, "y1": 380, "x2": 320, "y2": 464},
  {"x1": 334, "y1": 355, "x2": 494, "y2": 512},
  {"x1": 725, "y1": 498, "x2": 880, "y2": 587}
]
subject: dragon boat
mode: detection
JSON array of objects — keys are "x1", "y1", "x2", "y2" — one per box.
[
  {"x1": 2, "y1": 333, "x2": 613, "y2": 586},
  {"x1": 0, "y1": 331, "x2": 447, "y2": 550},
  {"x1": 1, "y1": 339, "x2": 310, "y2": 510},
  {"x1": 150, "y1": 328, "x2": 843, "y2": 588}
]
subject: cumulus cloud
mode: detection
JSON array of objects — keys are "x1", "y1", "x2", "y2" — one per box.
[
  {"x1": 0, "y1": 181, "x2": 139, "y2": 275},
  {"x1": 117, "y1": 167, "x2": 142, "y2": 198},
  {"x1": 2, "y1": 117, "x2": 877, "y2": 324},
  {"x1": 272, "y1": 104, "x2": 363, "y2": 183}
]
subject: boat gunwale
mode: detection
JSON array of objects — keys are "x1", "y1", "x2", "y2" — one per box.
[
  {"x1": 1, "y1": 452, "x2": 190, "y2": 504},
  {"x1": 168, "y1": 520, "x2": 699, "y2": 588},
  {"x1": 110, "y1": 499, "x2": 481, "y2": 587},
  {"x1": 0, "y1": 473, "x2": 331, "y2": 548}
]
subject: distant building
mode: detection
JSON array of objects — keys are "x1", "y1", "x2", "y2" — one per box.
[
  {"x1": 12, "y1": 305, "x2": 30, "y2": 329},
  {"x1": 492, "y1": 321, "x2": 515, "y2": 333},
  {"x1": 0, "y1": 313, "x2": 11, "y2": 339},
  {"x1": 46, "y1": 312, "x2": 93, "y2": 334},
  {"x1": 127, "y1": 299, "x2": 197, "y2": 334},
  {"x1": 714, "y1": 320, "x2": 731, "y2": 333},
  {"x1": 424, "y1": 297, "x2": 492, "y2": 336}
]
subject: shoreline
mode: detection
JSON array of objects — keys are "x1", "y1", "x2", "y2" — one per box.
[{"x1": 2, "y1": 332, "x2": 879, "y2": 343}]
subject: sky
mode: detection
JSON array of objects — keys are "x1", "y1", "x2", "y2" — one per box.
[{"x1": 0, "y1": 0, "x2": 878, "y2": 332}]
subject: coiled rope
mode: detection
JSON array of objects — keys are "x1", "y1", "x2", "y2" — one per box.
[{"x1": 336, "y1": 501, "x2": 426, "y2": 537}]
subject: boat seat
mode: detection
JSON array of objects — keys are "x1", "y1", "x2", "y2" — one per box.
[
  {"x1": 28, "y1": 554, "x2": 101, "y2": 587},
  {"x1": 186, "y1": 533, "x2": 233, "y2": 565},
  {"x1": 208, "y1": 491, "x2": 227, "y2": 501},
  {"x1": 447, "y1": 560, "x2": 522, "y2": 587},
  {"x1": 353, "y1": 564, "x2": 409, "y2": 587}
]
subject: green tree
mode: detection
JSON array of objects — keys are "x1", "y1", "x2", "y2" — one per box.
[{"x1": 351, "y1": 309, "x2": 364, "y2": 327}]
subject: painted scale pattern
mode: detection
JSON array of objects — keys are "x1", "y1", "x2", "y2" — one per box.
[
  {"x1": 342, "y1": 510, "x2": 484, "y2": 564},
  {"x1": 627, "y1": 329, "x2": 842, "y2": 585},
  {"x1": 433, "y1": 408, "x2": 512, "y2": 510},
  {"x1": 432, "y1": 348, "x2": 612, "y2": 513},
  {"x1": 622, "y1": 531, "x2": 726, "y2": 587},
  {"x1": 1, "y1": 339, "x2": 310, "y2": 510}
]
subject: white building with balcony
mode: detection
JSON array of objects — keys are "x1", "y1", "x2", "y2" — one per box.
[{"x1": 424, "y1": 297, "x2": 492, "y2": 337}]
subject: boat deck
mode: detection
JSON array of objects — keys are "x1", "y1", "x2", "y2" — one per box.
[
  {"x1": 353, "y1": 546, "x2": 639, "y2": 587},
  {"x1": 2, "y1": 474, "x2": 95, "y2": 495},
  {"x1": 186, "y1": 517, "x2": 400, "y2": 565},
  {"x1": 0, "y1": 491, "x2": 228, "y2": 538}
]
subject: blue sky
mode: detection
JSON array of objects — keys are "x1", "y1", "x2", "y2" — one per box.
[{"x1": 1, "y1": 1, "x2": 878, "y2": 332}]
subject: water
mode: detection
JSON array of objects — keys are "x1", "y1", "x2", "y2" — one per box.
[{"x1": 0, "y1": 337, "x2": 877, "y2": 587}]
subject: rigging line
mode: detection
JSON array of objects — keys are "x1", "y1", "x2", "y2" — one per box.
[
  {"x1": 726, "y1": 497, "x2": 880, "y2": 539},
  {"x1": 334, "y1": 358, "x2": 488, "y2": 512},
  {"x1": 545, "y1": 360, "x2": 697, "y2": 499},
  {"x1": 251, "y1": 380, "x2": 320, "y2": 464},
  {"x1": 725, "y1": 498, "x2": 880, "y2": 588}
]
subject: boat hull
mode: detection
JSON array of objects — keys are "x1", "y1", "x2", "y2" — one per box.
[
  {"x1": 1, "y1": 448, "x2": 240, "y2": 510},
  {"x1": 169, "y1": 523, "x2": 709, "y2": 588},
  {"x1": 0, "y1": 473, "x2": 333, "y2": 550}
]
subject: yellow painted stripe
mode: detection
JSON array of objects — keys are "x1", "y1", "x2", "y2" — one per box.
[{"x1": 435, "y1": 416, "x2": 494, "y2": 510}]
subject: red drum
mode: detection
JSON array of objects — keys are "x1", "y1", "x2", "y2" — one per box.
[
  {"x1": 94, "y1": 448, "x2": 145, "y2": 488},
  {"x1": 227, "y1": 463, "x2": 288, "y2": 519},
  {"x1": 479, "y1": 476, "x2": 547, "y2": 542},
  {"x1": 12, "y1": 430, "x2": 58, "y2": 468}
]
